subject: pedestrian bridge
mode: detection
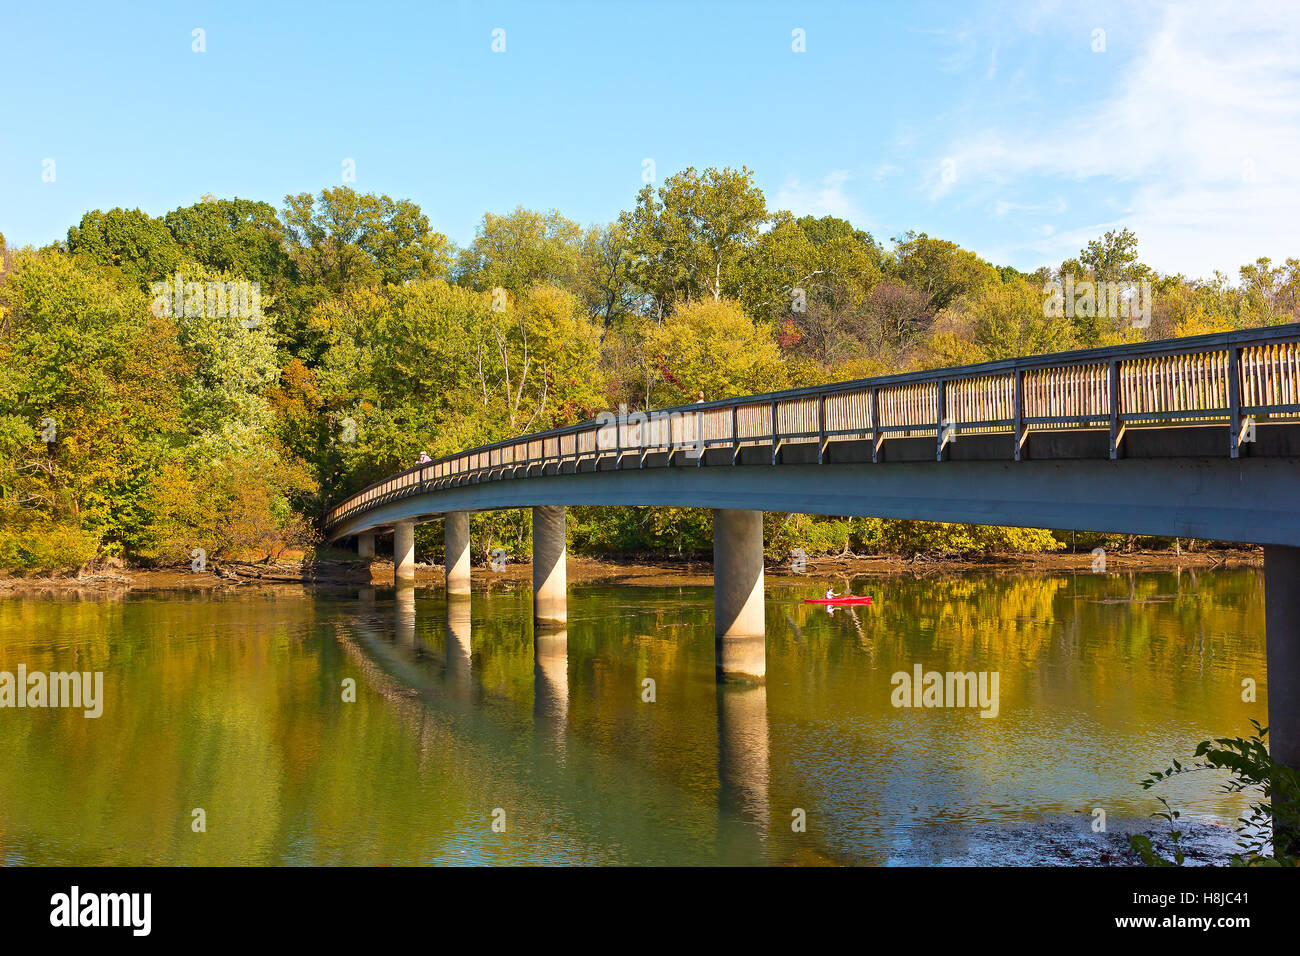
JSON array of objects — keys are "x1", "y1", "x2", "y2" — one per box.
[
  {"x1": 326, "y1": 324, "x2": 1300, "y2": 547},
  {"x1": 323, "y1": 324, "x2": 1300, "y2": 768}
]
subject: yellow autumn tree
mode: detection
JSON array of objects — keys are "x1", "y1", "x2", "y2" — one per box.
[{"x1": 641, "y1": 297, "x2": 788, "y2": 407}]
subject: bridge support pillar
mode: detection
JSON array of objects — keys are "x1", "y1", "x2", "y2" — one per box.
[
  {"x1": 1268, "y1": 546, "x2": 1300, "y2": 770},
  {"x1": 394, "y1": 519, "x2": 416, "y2": 584},
  {"x1": 358, "y1": 531, "x2": 375, "y2": 559},
  {"x1": 713, "y1": 509, "x2": 766, "y2": 682},
  {"x1": 445, "y1": 511, "x2": 471, "y2": 595},
  {"x1": 533, "y1": 506, "x2": 567, "y2": 625},
  {"x1": 1266, "y1": 545, "x2": 1300, "y2": 851},
  {"x1": 1267, "y1": 546, "x2": 1300, "y2": 772}
]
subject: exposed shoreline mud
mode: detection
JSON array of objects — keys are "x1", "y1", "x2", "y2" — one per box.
[
  {"x1": 0, "y1": 548, "x2": 1263, "y2": 595},
  {"x1": 882, "y1": 813, "x2": 1243, "y2": 867}
]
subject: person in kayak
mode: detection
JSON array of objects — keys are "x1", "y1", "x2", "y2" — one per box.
[{"x1": 824, "y1": 586, "x2": 837, "y2": 600}]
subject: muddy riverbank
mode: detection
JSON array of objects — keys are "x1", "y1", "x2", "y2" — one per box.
[{"x1": 0, "y1": 547, "x2": 1263, "y2": 594}]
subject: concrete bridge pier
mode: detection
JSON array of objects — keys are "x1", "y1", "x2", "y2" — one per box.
[
  {"x1": 394, "y1": 519, "x2": 416, "y2": 584},
  {"x1": 713, "y1": 509, "x2": 766, "y2": 682},
  {"x1": 445, "y1": 511, "x2": 471, "y2": 595},
  {"x1": 533, "y1": 505, "x2": 567, "y2": 625},
  {"x1": 358, "y1": 531, "x2": 375, "y2": 559},
  {"x1": 1266, "y1": 545, "x2": 1300, "y2": 850}
]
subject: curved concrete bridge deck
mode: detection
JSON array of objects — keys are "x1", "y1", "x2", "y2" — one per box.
[{"x1": 323, "y1": 324, "x2": 1300, "y2": 770}]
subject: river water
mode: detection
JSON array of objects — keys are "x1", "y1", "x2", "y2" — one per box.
[{"x1": 0, "y1": 569, "x2": 1266, "y2": 865}]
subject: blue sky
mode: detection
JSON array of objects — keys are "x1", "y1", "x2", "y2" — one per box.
[{"x1": 2, "y1": 0, "x2": 1296, "y2": 278}]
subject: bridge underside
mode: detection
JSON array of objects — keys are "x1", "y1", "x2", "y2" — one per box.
[{"x1": 329, "y1": 444, "x2": 1300, "y2": 548}]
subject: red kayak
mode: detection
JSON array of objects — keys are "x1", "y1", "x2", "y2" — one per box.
[{"x1": 803, "y1": 596, "x2": 873, "y2": 606}]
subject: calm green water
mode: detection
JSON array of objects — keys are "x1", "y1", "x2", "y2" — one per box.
[{"x1": 0, "y1": 569, "x2": 1267, "y2": 865}]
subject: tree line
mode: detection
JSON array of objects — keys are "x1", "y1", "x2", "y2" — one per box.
[{"x1": 1, "y1": 168, "x2": 1296, "y2": 571}]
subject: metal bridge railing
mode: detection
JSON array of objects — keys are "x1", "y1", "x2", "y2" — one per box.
[{"x1": 325, "y1": 324, "x2": 1300, "y2": 531}]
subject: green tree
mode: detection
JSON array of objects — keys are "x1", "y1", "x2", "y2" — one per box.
[
  {"x1": 312, "y1": 280, "x2": 489, "y2": 491},
  {"x1": 1080, "y1": 227, "x2": 1145, "y2": 282},
  {"x1": 738, "y1": 214, "x2": 820, "y2": 323},
  {"x1": 66, "y1": 208, "x2": 183, "y2": 289},
  {"x1": 621, "y1": 166, "x2": 768, "y2": 315},
  {"x1": 743, "y1": 214, "x2": 889, "y2": 363},
  {"x1": 640, "y1": 298, "x2": 786, "y2": 406},
  {"x1": 0, "y1": 249, "x2": 188, "y2": 564},
  {"x1": 575, "y1": 221, "x2": 636, "y2": 330},
  {"x1": 163, "y1": 196, "x2": 292, "y2": 287},
  {"x1": 795, "y1": 214, "x2": 879, "y2": 254},
  {"x1": 965, "y1": 276, "x2": 1075, "y2": 359},
  {"x1": 892, "y1": 231, "x2": 998, "y2": 311},
  {"x1": 494, "y1": 283, "x2": 608, "y2": 429},
  {"x1": 278, "y1": 187, "x2": 453, "y2": 362},
  {"x1": 282, "y1": 187, "x2": 452, "y2": 292},
  {"x1": 166, "y1": 265, "x2": 282, "y2": 448},
  {"x1": 455, "y1": 207, "x2": 583, "y2": 294},
  {"x1": 1239, "y1": 256, "x2": 1300, "y2": 325}
]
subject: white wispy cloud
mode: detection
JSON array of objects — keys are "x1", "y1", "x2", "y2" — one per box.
[
  {"x1": 993, "y1": 198, "x2": 1068, "y2": 217},
  {"x1": 927, "y1": 0, "x2": 1300, "y2": 278},
  {"x1": 775, "y1": 170, "x2": 867, "y2": 224}
]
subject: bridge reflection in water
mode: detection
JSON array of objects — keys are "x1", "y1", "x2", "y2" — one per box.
[
  {"x1": 327, "y1": 574, "x2": 1264, "y2": 864},
  {"x1": 345, "y1": 589, "x2": 774, "y2": 861}
]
